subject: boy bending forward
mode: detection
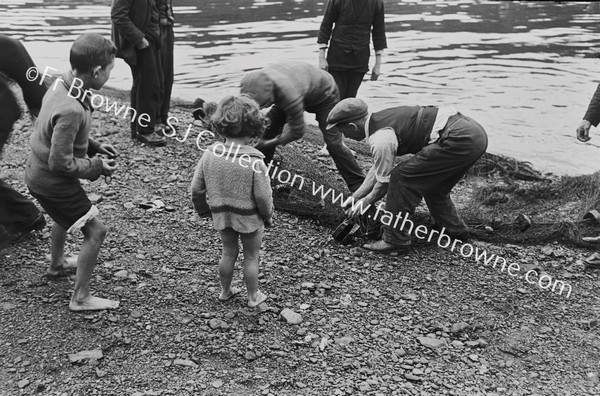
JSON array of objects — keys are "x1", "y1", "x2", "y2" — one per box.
[{"x1": 25, "y1": 33, "x2": 119, "y2": 311}]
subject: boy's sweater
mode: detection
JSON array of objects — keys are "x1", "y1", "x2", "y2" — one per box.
[
  {"x1": 25, "y1": 72, "x2": 103, "y2": 196},
  {"x1": 191, "y1": 143, "x2": 274, "y2": 233}
]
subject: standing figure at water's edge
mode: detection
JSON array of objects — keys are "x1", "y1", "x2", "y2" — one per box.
[
  {"x1": 111, "y1": 0, "x2": 167, "y2": 146},
  {"x1": 316, "y1": 0, "x2": 387, "y2": 156}
]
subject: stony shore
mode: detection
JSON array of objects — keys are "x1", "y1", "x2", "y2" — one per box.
[{"x1": 1, "y1": 86, "x2": 599, "y2": 396}]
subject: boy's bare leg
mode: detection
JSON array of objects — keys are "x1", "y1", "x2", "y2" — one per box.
[
  {"x1": 218, "y1": 229, "x2": 241, "y2": 300},
  {"x1": 69, "y1": 217, "x2": 119, "y2": 311},
  {"x1": 241, "y1": 229, "x2": 267, "y2": 308},
  {"x1": 47, "y1": 223, "x2": 68, "y2": 276}
]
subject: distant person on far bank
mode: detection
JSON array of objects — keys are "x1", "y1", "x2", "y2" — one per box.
[
  {"x1": 191, "y1": 95, "x2": 273, "y2": 308},
  {"x1": 316, "y1": 0, "x2": 387, "y2": 156},
  {"x1": 25, "y1": 33, "x2": 119, "y2": 311},
  {"x1": 240, "y1": 61, "x2": 365, "y2": 192},
  {"x1": 111, "y1": 0, "x2": 167, "y2": 146},
  {"x1": 576, "y1": 83, "x2": 600, "y2": 268},
  {"x1": 330, "y1": 98, "x2": 488, "y2": 254}
]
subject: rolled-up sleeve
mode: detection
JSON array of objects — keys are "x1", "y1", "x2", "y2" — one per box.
[{"x1": 368, "y1": 128, "x2": 397, "y2": 183}]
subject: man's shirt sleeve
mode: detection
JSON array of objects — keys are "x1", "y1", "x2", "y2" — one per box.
[{"x1": 368, "y1": 127, "x2": 397, "y2": 183}]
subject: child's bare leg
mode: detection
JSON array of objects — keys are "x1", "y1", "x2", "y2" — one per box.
[
  {"x1": 218, "y1": 228, "x2": 240, "y2": 300},
  {"x1": 69, "y1": 217, "x2": 119, "y2": 311},
  {"x1": 240, "y1": 229, "x2": 267, "y2": 307},
  {"x1": 47, "y1": 223, "x2": 67, "y2": 276},
  {"x1": 47, "y1": 223, "x2": 79, "y2": 276}
]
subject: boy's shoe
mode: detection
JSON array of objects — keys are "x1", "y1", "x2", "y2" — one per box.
[
  {"x1": 0, "y1": 226, "x2": 9, "y2": 251},
  {"x1": 136, "y1": 131, "x2": 167, "y2": 147},
  {"x1": 9, "y1": 213, "x2": 46, "y2": 243}
]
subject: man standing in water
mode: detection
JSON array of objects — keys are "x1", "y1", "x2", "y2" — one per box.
[
  {"x1": 576, "y1": 85, "x2": 600, "y2": 268},
  {"x1": 330, "y1": 98, "x2": 487, "y2": 254}
]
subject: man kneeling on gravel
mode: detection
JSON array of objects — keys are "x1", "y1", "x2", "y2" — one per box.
[{"x1": 330, "y1": 98, "x2": 488, "y2": 254}]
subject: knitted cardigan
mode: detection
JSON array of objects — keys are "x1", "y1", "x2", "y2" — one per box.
[{"x1": 190, "y1": 143, "x2": 274, "y2": 233}]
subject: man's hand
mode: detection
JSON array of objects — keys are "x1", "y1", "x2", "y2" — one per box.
[
  {"x1": 254, "y1": 137, "x2": 279, "y2": 151},
  {"x1": 319, "y1": 58, "x2": 328, "y2": 71},
  {"x1": 101, "y1": 158, "x2": 117, "y2": 176},
  {"x1": 136, "y1": 37, "x2": 150, "y2": 50},
  {"x1": 342, "y1": 196, "x2": 368, "y2": 219},
  {"x1": 370, "y1": 64, "x2": 381, "y2": 81},
  {"x1": 98, "y1": 143, "x2": 118, "y2": 158},
  {"x1": 577, "y1": 119, "x2": 592, "y2": 142}
]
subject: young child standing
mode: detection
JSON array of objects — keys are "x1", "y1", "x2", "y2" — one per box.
[
  {"x1": 25, "y1": 33, "x2": 119, "y2": 312},
  {"x1": 191, "y1": 95, "x2": 273, "y2": 308}
]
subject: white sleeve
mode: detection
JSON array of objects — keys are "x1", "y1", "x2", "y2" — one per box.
[{"x1": 368, "y1": 128, "x2": 398, "y2": 183}]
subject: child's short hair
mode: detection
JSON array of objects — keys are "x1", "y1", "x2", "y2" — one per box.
[
  {"x1": 70, "y1": 33, "x2": 116, "y2": 73},
  {"x1": 210, "y1": 95, "x2": 267, "y2": 139}
]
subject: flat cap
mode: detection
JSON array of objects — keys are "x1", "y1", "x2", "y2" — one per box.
[
  {"x1": 240, "y1": 70, "x2": 274, "y2": 108},
  {"x1": 326, "y1": 98, "x2": 369, "y2": 130}
]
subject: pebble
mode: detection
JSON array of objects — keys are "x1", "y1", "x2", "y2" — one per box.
[
  {"x1": 131, "y1": 310, "x2": 142, "y2": 318},
  {"x1": 174, "y1": 359, "x2": 198, "y2": 368},
  {"x1": 68, "y1": 349, "x2": 103, "y2": 364},
  {"x1": 417, "y1": 336, "x2": 446, "y2": 349},
  {"x1": 280, "y1": 308, "x2": 303, "y2": 325},
  {"x1": 113, "y1": 270, "x2": 128, "y2": 278},
  {"x1": 212, "y1": 379, "x2": 223, "y2": 388},
  {"x1": 451, "y1": 322, "x2": 469, "y2": 333},
  {"x1": 404, "y1": 373, "x2": 422, "y2": 382},
  {"x1": 17, "y1": 379, "x2": 30, "y2": 389}
]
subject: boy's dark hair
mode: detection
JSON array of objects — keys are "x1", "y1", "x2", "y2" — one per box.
[
  {"x1": 210, "y1": 95, "x2": 268, "y2": 139},
  {"x1": 70, "y1": 33, "x2": 116, "y2": 73}
]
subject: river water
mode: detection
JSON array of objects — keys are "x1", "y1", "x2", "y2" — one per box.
[{"x1": 2, "y1": 0, "x2": 600, "y2": 176}]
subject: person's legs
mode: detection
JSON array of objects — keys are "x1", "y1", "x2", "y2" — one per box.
[
  {"x1": 381, "y1": 113, "x2": 488, "y2": 246},
  {"x1": 158, "y1": 24, "x2": 174, "y2": 124},
  {"x1": 240, "y1": 228, "x2": 267, "y2": 307},
  {"x1": 315, "y1": 100, "x2": 365, "y2": 191},
  {"x1": 47, "y1": 222, "x2": 68, "y2": 276},
  {"x1": 380, "y1": 168, "x2": 423, "y2": 246},
  {"x1": 130, "y1": 44, "x2": 165, "y2": 146},
  {"x1": 69, "y1": 217, "x2": 119, "y2": 311},
  {"x1": 218, "y1": 228, "x2": 240, "y2": 300},
  {"x1": 0, "y1": 179, "x2": 42, "y2": 235},
  {"x1": 345, "y1": 71, "x2": 365, "y2": 98},
  {"x1": 259, "y1": 105, "x2": 286, "y2": 165},
  {"x1": 129, "y1": 65, "x2": 139, "y2": 139},
  {"x1": 328, "y1": 69, "x2": 348, "y2": 100}
]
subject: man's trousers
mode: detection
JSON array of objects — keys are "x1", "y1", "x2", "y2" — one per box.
[{"x1": 383, "y1": 113, "x2": 488, "y2": 245}]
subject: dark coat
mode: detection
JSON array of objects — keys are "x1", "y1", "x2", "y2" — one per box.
[
  {"x1": 318, "y1": 0, "x2": 387, "y2": 72},
  {"x1": 584, "y1": 84, "x2": 600, "y2": 127},
  {"x1": 110, "y1": 0, "x2": 156, "y2": 66}
]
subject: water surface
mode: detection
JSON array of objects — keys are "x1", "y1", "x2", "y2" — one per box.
[{"x1": 2, "y1": 0, "x2": 600, "y2": 175}]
